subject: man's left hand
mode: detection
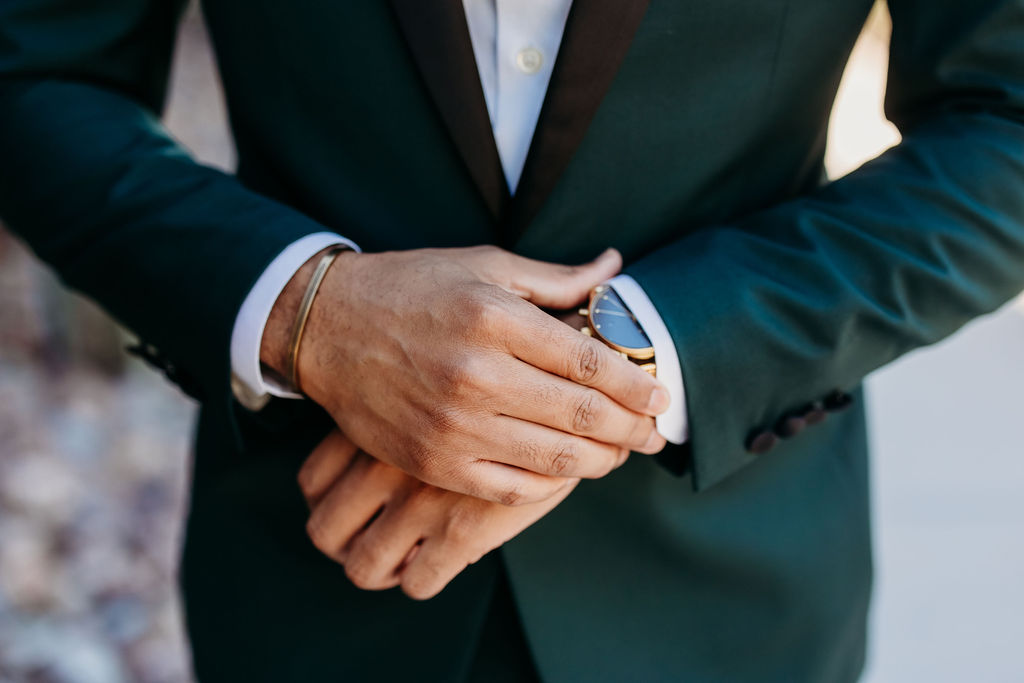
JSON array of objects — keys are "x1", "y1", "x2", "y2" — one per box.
[{"x1": 298, "y1": 430, "x2": 591, "y2": 600}]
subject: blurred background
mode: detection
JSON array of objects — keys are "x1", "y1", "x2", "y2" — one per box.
[{"x1": 0, "y1": 2, "x2": 1021, "y2": 681}]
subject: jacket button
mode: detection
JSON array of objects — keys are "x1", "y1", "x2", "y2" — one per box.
[
  {"x1": 803, "y1": 401, "x2": 828, "y2": 425},
  {"x1": 746, "y1": 430, "x2": 779, "y2": 454},
  {"x1": 776, "y1": 414, "x2": 807, "y2": 438},
  {"x1": 824, "y1": 390, "x2": 853, "y2": 412}
]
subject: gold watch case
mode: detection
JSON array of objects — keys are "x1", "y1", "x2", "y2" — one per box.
[{"x1": 579, "y1": 285, "x2": 657, "y2": 375}]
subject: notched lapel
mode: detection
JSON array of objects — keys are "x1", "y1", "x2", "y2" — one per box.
[
  {"x1": 507, "y1": 0, "x2": 651, "y2": 241},
  {"x1": 389, "y1": 0, "x2": 509, "y2": 220}
]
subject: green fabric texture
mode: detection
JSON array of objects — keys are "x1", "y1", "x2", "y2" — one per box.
[
  {"x1": 623, "y1": 0, "x2": 1024, "y2": 491},
  {"x1": 1, "y1": 0, "x2": 1023, "y2": 681}
]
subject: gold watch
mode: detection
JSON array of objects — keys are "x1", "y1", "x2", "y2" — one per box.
[{"x1": 578, "y1": 285, "x2": 657, "y2": 376}]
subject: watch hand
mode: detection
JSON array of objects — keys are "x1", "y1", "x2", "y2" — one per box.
[{"x1": 593, "y1": 308, "x2": 633, "y2": 318}]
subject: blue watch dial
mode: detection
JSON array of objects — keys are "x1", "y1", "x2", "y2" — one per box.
[{"x1": 589, "y1": 287, "x2": 652, "y2": 353}]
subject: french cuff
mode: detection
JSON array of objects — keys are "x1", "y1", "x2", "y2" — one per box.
[
  {"x1": 230, "y1": 231, "x2": 360, "y2": 408},
  {"x1": 606, "y1": 274, "x2": 689, "y2": 444}
]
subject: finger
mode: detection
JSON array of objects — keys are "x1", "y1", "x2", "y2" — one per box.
[
  {"x1": 399, "y1": 535, "x2": 472, "y2": 601},
  {"x1": 401, "y1": 542, "x2": 423, "y2": 570},
  {"x1": 453, "y1": 459, "x2": 573, "y2": 507},
  {"x1": 501, "y1": 248, "x2": 622, "y2": 309},
  {"x1": 497, "y1": 360, "x2": 665, "y2": 454},
  {"x1": 343, "y1": 487, "x2": 442, "y2": 592},
  {"x1": 305, "y1": 455, "x2": 406, "y2": 564},
  {"x1": 401, "y1": 481, "x2": 581, "y2": 600},
  {"x1": 297, "y1": 430, "x2": 360, "y2": 507},
  {"x1": 615, "y1": 449, "x2": 631, "y2": 470},
  {"x1": 505, "y1": 303, "x2": 671, "y2": 417},
  {"x1": 479, "y1": 415, "x2": 627, "y2": 479}
]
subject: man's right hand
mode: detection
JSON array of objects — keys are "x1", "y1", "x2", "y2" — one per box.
[{"x1": 262, "y1": 245, "x2": 669, "y2": 505}]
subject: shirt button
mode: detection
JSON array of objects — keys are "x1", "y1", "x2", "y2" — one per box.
[{"x1": 515, "y1": 47, "x2": 544, "y2": 74}]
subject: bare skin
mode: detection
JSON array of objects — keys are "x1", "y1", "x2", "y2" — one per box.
[
  {"x1": 262, "y1": 245, "x2": 668, "y2": 506},
  {"x1": 298, "y1": 430, "x2": 590, "y2": 600}
]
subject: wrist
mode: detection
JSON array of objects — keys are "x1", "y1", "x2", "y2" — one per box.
[{"x1": 260, "y1": 248, "x2": 357, "y2": 383}]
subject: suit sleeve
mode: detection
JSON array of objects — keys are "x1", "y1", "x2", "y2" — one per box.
[
  {"x1": 625, "y1": 0, "x2": 1024, "y2": 490},
  {"x1": 0, "y1": 1, "x2": 329, "y2": 408}
]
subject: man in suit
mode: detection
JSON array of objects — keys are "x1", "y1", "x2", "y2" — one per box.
[{"x1": 2, "y1": 0, "x2": 1023, "y2": 681}]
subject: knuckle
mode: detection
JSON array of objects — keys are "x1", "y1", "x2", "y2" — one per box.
[
  {"x1": 568, "y1": 339, "x2": 603, "y2": 384},
  {"x1": 549, "y1": 440, "x2": 579, "y2": 476},
  {"x1": 444, "y1": 506, "x2": 479, "y2": 545},
  {"x1": 402, "y1": 565, "x2": 444, "y2": 601},
  {"x1": 460, "y1": 290, "x2": 507, "y2": 336},
  {"x1": 405, "y1": 479, "x2": 440, "y2": 508},
  {"x1": 305, "y1": 517, "x2": 334, "y2": 557},
  {"x1": 404, "y1": 438, "x2": 432, "y2": 469},
  {"x1": 415, "y1": 452, "x2": 465, "y2": 491},
  {"x1": 355, "y1": 540, "x2": 385, "y2": 568},
  {"x1": 499, "y1": 484, "x2": 525, "y2": 507},
  {"x1": 409, "y1": 446, "x2": 443, "y2": 481},
  {"x1": 345, "y1": 561, "x2": 379, "y2": 590},
  {"x1": 296, "y1": 465, "x2": 316, "y2": 499},
  {"x1": 403, "y1": 578, "x2": 440, "y2": 601},
  {"x1": 571, "y1": 392, "x2": 602, "y2": 433},
  {"x1": 437, "y1": 354, "x2": 472, "y2": 394},
  {"x1": 437, "y1": 355, "x2": 491, "y2": 401},
  {"x1": 344, "y1": 544, "x2": 390, "y2": 590},
  {"x1": 616, "y1": 449, "x2": 631, "y2": 468},
  {"x1": 425, "y1": 402, "x2": 464, "y2": 436}
]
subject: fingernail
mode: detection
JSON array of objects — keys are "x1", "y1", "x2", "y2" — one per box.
[{"x1": 647, "y1": 385, "x2": 670, "y2": 414}]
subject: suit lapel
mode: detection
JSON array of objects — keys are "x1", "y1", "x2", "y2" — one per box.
[
  {"x1": 506, "y1": 0, "x2": 650, "y2": 242},
  {"x1": 390, "y1": 0, "x2": 650, "y2": 242},
  {"x1": 389, "y1": 0, "x2": 509, "y2": 220}
]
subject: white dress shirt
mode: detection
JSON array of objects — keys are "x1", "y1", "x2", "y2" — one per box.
[{"x1": 229, "y1": 0, "x2": 688, "y2": 443}]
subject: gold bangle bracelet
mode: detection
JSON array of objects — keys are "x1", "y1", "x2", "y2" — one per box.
[{"x1": 285, "y1": 246, "x2": 347, "y2": 394}]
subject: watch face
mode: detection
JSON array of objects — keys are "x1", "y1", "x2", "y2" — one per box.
[{"x1": 589, "y1": 287, "x2": 654, "y2": 358}]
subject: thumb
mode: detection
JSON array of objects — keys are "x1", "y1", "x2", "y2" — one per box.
[{"x1": 506, "y1": 248, "x2": 623, "y2": 309}]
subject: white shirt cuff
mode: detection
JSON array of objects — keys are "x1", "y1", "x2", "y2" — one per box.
[
  {"x1": 230, "y1": 232, "x2": 360, "y2": 404},
  {"x1": 606, "y1": 274, "x2": 689, "y2": 444}
]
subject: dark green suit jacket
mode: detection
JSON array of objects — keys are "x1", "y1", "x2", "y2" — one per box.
[{"x1": 2, "y1": 0, "x2": 1023, "y2": 680}]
